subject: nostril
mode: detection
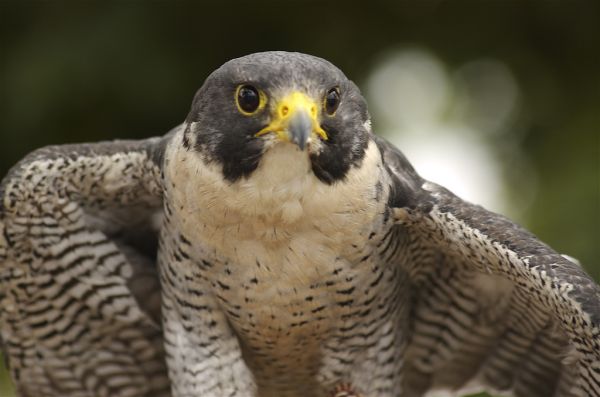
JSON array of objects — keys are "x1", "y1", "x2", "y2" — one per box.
[
  {"x1": 311, "y1": 106, "x2": 316, "y2": 116},
  {"x1": 281, "y1": 106, "x2": 289, "y2": 116}
]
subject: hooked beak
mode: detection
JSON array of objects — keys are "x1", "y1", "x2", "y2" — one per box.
[{"x1": 255, "y1": 92, "x2": 328, "y2": 150}]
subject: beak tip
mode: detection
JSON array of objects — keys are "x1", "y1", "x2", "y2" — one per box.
[
  {"x1": 292, "y1": 135, "x2": 308, "y2": 151},
  {"x1": 289, "y1": 111, "x2": 312, "y2": 151}
]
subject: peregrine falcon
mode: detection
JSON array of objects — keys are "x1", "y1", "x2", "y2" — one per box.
[{"x1": 0, "y1": 51, "x2": 598, "y2": 397}]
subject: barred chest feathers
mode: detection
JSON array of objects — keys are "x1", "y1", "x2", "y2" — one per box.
[{"x1": 162, "y1": 130, "x2": 398, "y2": 326}]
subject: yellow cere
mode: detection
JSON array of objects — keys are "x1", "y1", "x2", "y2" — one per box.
[{"x1": 255, "y1": 91, "x2": 328, "y2": 141}]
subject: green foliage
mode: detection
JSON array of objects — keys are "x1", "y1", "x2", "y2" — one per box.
[{"x1": 0, "y1": 360, "x2": 15, "y2": 396}]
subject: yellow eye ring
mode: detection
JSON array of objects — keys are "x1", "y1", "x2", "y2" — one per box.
[
  {"x1": 323, "y1": 87, "x2": 341, "y2": 116},
  {"x1": 235, "y1": 84, "x2": 267, "y2": 116}
]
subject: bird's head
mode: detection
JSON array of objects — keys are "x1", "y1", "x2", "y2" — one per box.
[{"x1": 184, "y1": 51, "x2": 371, "y2": 184}]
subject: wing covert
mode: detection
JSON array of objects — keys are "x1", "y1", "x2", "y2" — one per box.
[
  {"x1": 0, "y1": 130, "x2": 176, "y2": 397},
  {"x1": 375, "y1": 136, "x2": 600, "y2": 397}
]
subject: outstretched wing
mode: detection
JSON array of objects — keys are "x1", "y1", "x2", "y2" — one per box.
[
  {"x1": 375, "y1": 136, "x2": 600, "y2": 397},
  {"x1": 0, "y1": 129, "x2": 177, "y2": 397}
]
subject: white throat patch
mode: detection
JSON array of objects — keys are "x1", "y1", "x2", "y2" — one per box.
[{"x1": 165, "y1": 130, "x2": 385, "y2": 261}]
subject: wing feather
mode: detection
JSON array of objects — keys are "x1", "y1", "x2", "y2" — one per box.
[
  {"x1": 0, "y1": 131, "x2": 176, "y2": 397},
  {"x1": 375, "y1": 136, "x2": 600, "y2": 397}
]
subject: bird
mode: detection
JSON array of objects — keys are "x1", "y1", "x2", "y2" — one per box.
[{"x1": 0, "y1": 51, "x2": 598, "y2": 397}]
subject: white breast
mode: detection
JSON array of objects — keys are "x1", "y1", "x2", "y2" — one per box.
[
  {"x1": 166, "y1": 130, "x2": 384, "y2": 257},
  {"x1": 163, "y1": 132, "x2": 390, "y2": 332}
]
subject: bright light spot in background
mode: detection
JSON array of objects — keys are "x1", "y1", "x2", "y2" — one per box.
[
  {"x1": 454, "y1": 60, "x2": 520, "y2": 135},
  {"x1": 368, "y1": 49, "x2": 450, "y2": 128},
  {"x1": 367, "y1": 48, "x2": 537, "y2": 216}
]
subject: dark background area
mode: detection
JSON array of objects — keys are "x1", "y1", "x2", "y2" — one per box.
[{"x1": 0, "y1": 1, "x2": 598, "y2": 396}]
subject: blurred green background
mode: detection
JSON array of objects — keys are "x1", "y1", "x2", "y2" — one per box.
[{"x1": 0, "y1": 1, "x2": 598, "y2": 396}]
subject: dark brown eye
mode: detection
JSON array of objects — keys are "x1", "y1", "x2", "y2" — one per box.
[
  {"x1": 236, "y1": 85, "x2": 261, "y2": 114},
  {"x1": 324, "y1": 87, "x2": 340, "y2": 115}
]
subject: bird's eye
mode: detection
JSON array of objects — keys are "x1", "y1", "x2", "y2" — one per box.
[
  {"x1": 324, "y1": 87, "x2": 340, "y2": 116},
  {"x1": 236, "y1": 85, "x2": 263, "y2": 115}
]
